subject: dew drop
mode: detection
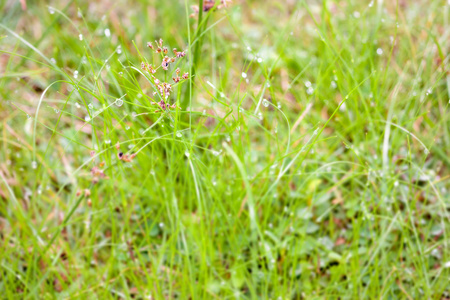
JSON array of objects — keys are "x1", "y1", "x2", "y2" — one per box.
[
  {"x1": 258, "y1": 112, "x2": 263, "y2": 120},
  {"x1": 262, "y1": 99, "x2": 269, "y2": 107},
  {"x1": 104, "y1": 139, "x2": 111, "y2": 144},
  {"x1": 116, "y1": 46, "x2": 122, "y2": 54},
  {"x1": 241, "y1": 72, "x2": 247, "y2": 79},
  {"x1": 88, "y1": 103, "x2": 93, "y2": 110},
  {"x1": 139, "y1": 128, "x2": 144, "y2": 135},
  {"x1": 104, "y1": 28, "x2": 111, "y2": 38},
  {"x1": 50, "y1": 58, "x2": 57, "y2": 64},
  {"x1": 74, "y1": 70, "x2": 78, "y2": 79},
  {"x1": 54, "y1": 108, "x2": 59, "y2": 113},
  {"x1": 48, "y1": 7, "x2": 55, "y2": 14},
  {"x1": 159, "y1": 222, "x2": 164, "y2": 228},
  {"x1": 115, "y1": 99, "x2": 123, "y2": 107},
  {"x1": 27, "y1": 114, "x2": 31, "y2": 119},
  {"x1": 376, "y1": 48, "x2": 383, "y2": 55},
  {"x1": 368, "y1": 1, "x2": 374, "y2": 7},
  {"x1": 84, "y1": 116, "x2": 91, "y2": 122},
  {"x1": 307, "y1": 87, "x2": 314, "y2": 95},
  {"x1": 185, "y1": 151, "x2": 190, "y2": 157},
  {"x1": 79, "y1": 34, "x2": 83, "y2": 41},
  {"x1": 176, "y1": 131, "x2": 182, "y2": 138},
  {"x1": 31, "y1": 161, "x2": 37, "y2": 169}
]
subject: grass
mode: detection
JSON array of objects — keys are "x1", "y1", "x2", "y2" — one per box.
[{"x1": 0, "y1": 0, "x2": 449, "y2": 298}]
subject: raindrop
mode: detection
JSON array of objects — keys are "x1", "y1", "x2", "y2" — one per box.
[
  {"x1": 84, "y1": 116, "x2": 91, "y2": 122},
  {"x1": 54, "y1": 108, "x2": 59, "y2": 113},
  {"x1": 202, "y1": 109, "x2": 206, "y2": 116},
  {"x1": 331, "y1": 81, "x2": 337, "y2": 89},
  {"x1": 426, "y1": 88, "x2": 432, "y2": 95},
  {"x1": 50, "y1": 58, "x2": 56, "y2": 64},
  {"x1": 125, "y1": 126, "x2": 130, "y2": 130},
  {"x1": 79, "y1": 34, "x2": 83, "y2": 41},
  {"x1": 27, "y1": 114, "x2": 31, "y2": 119},
  {"x1": 75, "y1": 103, "x2": 81, "y2": 108},
  {"x1": 226, "y1": 135, "x2": 231, "y2": 142},
  {"x1": 257, "y1": 57, "x2": 263, "y2": 63},
  {"x1": 368, "y1": 1, "x2": 374, "y2": 7},
  {"x1": 115, "y1": 99, "x2": 123, "y2": 107},
  {"x1": 139, "y1": 129, "x2": 144, "y2": 135},
  {"x1": 241, "y1": 72, "x2": 247, "y2": 79},
  {"x1": 266, "y1": 82, "x2": 271, "y2": 88},
  {"x1": 132, "y1": 112, "x2": 137, "y2": 118},
  {"x1": 128, "y1": 144, "x2": 135, "y2": 149},
  {"x1": 48, "y1": 7, "x2": 55, "y2": 14},
  {"x1": 159, "y1": 222, "x2": 164, "y2": 228},
  {"x1": 31, "y1": 161, "x2": 37, "y2": 169},
  {"x1": 376, "y1": 48, "x2": 383, "y2": 55},
  {"x1": 239, "y1": 107, "x2": 244, "y2": 113},
  {"x1": 88, "y1": 103, "x2": 94, "y2": 110},
  {"x1": 305, "y1": 81, "x2": 312, "y2": 88},
  {"x1": 74, "y1": 70, "x2": 78, "y2": 79},
  {"x1": 307, "y1": 87, "x2": 314, "y2": 95},
  {"x1": 104, "y1": 28, "x2": 111, "y2": 38},
  {"x1": 258, "y1": 112, "x2": 263, "y2": 120},
  {"x1": 116, "y1": 46, "x2": 122, "y2": 54},
  {"x1": 176, "y1": 131, "x2": 182, "y2": 138},
  {"x1": 82, "y1": 56, "x2": 87, "y2": 64},
  {"x1": 104, "y1": 139, "x2": 111, "y2": 144},
  {"x1": 118, "y1": 72, "x2": 123, "y2": 76},
  {"x1": 262, "y1": 99, "x2": 269, "y2": 107},
  {"x1": 212, "y1": 149, "x2": 222, "y2": 156},
  {"x1": 185, "y1": 151, "x2": 190, "y2": 157}
]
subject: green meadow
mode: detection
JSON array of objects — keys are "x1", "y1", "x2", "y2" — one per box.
[{"x1": 0, "y1": 0, "x2": 449, "y2": 298}]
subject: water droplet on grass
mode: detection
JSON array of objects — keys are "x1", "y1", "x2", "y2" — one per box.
[
  {"x1": 50, "y1": 58, "x2": 56, "y2": 64},
  {"x1": 74, "y1": 70, "x2": 78, "y2": 79},
  {"x1": 104, "y1": 28, "x2": 111, "y2": 38},
  {"x1": 376, "y1": 48, "x2": 383, "y2": 55},
  {"x1": 115, "y1": 99, "x2": 123, "y2": 107},
  {"x1": 84, "y1": 116, "x2": 91, "y2": 122},
  {"x1": 48, "y1": 7, "x2": 55, "y2": 14},
  {"x1": 104, "y1": 139, "x2": 111, "y2": 144},
  {"x1": 368, "y1": 1, "x2": 374, "y2": 7},
  {"x1": 258, "y1": 112, "x2": 263, "y2": 120},
  {"x1": 88, "y1": 103, "x2": 93, "y2": 110},
  {"x1": 241, "y1": 72, "x2": 247, "y2": 79},
  {"x1": 31, "y1": 161, "x2": 37, "y2": 169},
  {"x1": 54, "y1": 108, "x2": 59, "y2": 113},
  {"x1": 27, "y1": 114, "x2": 31, "y2": 119},
  {"x1": 185, "y1": 151, "x2": 190, "y2": 157},
  {"x1": 176, "y1": 131, "x2": 182, "y2": 138},
  {"x1": 116, "y1": 46, "x2": 122, "y2": 54},
  {"x1": 262, "y1": 99, "x2": 269, "y2": 107},
  {"x1": 79, "y1": 34, "x2": 83, "y2": 41}
]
